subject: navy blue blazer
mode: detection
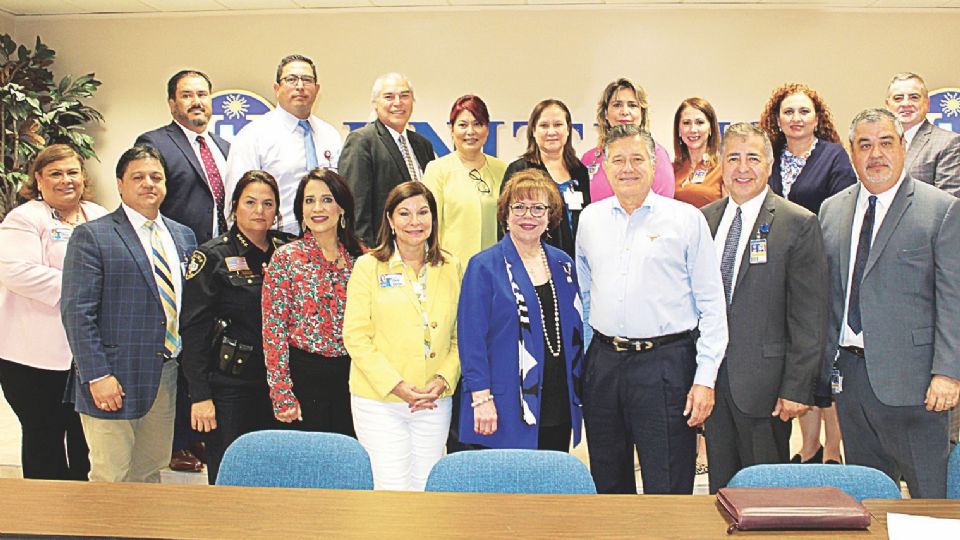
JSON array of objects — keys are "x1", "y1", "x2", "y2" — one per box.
[
  {"x1": 62, "y1": 208, "x2": 196, "y2": 419},
  {"x1": 768, "y1": 140, "x2": 857, "y2": 215},
  {"x1": 136, "y1": 122, "x2": 230, "y2": 244},
  {"x1": 457, "y1": 235, "x2": 584, "y2": 449}
]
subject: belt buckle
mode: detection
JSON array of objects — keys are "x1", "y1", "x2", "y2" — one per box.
[
  {"x1": 640, "y1": 340, "x2": 654, "y2": 351},
  {"x1": 611, "y1": 336, "x2": 630, "y2": 352}
]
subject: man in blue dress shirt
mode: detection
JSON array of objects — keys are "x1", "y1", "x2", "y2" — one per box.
[{"x1": 576, "y1": 124, "x2": 728, "y2": 494}]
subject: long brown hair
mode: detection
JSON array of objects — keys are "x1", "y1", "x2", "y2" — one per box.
[
  {"x1": 759, "y1": 83, "x2": 841, "y2": 157},
  {"x1": 293, "y1": 168, "x2": 364, "y2": 257},
  {"x1": 672, "y1": 97, "x2": 720, "y2": 170},
  {"x1": 595, "y1": 78, "x2": 650, "y2": 147},
  {"x1": 370, "y1": 181, "x2": 446, "y2": 266},
  {"x1": 519, "y1": 99, "x2": 581, "y2": 173}
]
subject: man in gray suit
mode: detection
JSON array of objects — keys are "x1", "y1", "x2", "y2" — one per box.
[
  {"x1": 701, "y1": 123, "x2": 827, "y2": 493},
  {"x1": 820, "y1": 108, "x2": 960, "y2": 498},
  {"x1": 885, "y1": 72, "x2": 960, "y2": 196},
  {"x1": 339, "y1": 72, "x2": 435, "y2": 246}
]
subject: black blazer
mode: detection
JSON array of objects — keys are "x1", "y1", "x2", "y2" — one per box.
[
  {"x1": 767, "y1": 140, "x2": 856, "y2": 216},
  {"x1": 339, "y1": 119, "x2": 436, "y2": 246},
  {"x1": 502, "y1": 158, "x2": 590, "y2": 259},
  {"x1": 136, "y1": 122, "x2": 231, "y2": 244}
]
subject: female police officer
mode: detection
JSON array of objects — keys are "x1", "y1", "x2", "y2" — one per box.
[{"x1": 180, "y1": 170, "x2": 294, "y2": 484}]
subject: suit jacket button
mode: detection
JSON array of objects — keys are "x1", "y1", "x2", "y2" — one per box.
[
  {"x1": 430, "y1": 321, "x2": 437, "y2": 329},
  {"x1": 429, "y1": 352, "x2": 436, "y2": 359}
]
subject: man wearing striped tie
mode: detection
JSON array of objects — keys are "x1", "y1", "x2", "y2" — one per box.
[{"x1": 62, "y1": 146, "x2": 197, "y2": 483}]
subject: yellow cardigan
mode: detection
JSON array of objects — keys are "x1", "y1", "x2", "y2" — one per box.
[{"x1": 344, "y1": 252, "x2": 462, "y2": 402}]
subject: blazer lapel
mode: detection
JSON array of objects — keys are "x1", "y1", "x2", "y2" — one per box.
[
  {"x1": 375, "y1": 119, "x2": 411, "y2": 181},
  {"x1": 166, "y1": 122, "x2": 206, "y2": 181},
  {"x1": 905, "y1": 121, "x2": 931, "y2": 172},
  {"x1": 733, "y1": 191, "x2": 777, "y2": 295},
  {"x1": 112, "y1": 209, "x2": 161, "y2": 304},
  {"x1": 703, "y1": 197, "x2": 729, "y2": 237},
  {"x1": 162, "y1": 218, "x2": 192, "y2": 268},
  {"x1": 863, "y1": 177, "x2": 913, "y2": 278},
  {"x1": 836, "y1": 185, "x2": 860, "y2": 298}
]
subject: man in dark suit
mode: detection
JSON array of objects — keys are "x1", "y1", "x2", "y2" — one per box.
[
  {"x1": 339, "y1": 72, "x2": 435, "y2": 246},
  {"x1": 62, "y1": 146, "x2": 197, "y2": 482},
  {"x1": 885, "y1": 72, "x2": 960, "y2": 197},
  {"x1": 136, "y1": 70, "x2": 230, "y2": 244},
  {"x1": 701, "y1": 123, "x2": 827, "y2": 493},
  {"x1": 820, "y1": 108, "x2": 960, "y2": 498},
  {"x1": 136, "y1": 70, "x2": 229, "y2": 472}
]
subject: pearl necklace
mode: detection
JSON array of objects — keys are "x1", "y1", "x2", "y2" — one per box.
[{"x1": 537, "y1": 246, "x2": 561, "y2": 358}]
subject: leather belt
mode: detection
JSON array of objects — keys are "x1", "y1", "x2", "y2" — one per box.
[
  {"x1": 840, "y1": 345, "x2": 865, "y2": 358},
  {"x1": 594, "y1": 330, "x2": 692, "y2": 353},
  {"x1": 156, "y1": 352, "x2": 177, "y2": 363}
]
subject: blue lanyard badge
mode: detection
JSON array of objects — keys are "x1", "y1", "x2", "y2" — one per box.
[
  {"x1": 50, "y1": 227, "x2": 73, "y2": 241},
  {"x1": 379, "y1": 273, "x2": 405, "y2": 288}
]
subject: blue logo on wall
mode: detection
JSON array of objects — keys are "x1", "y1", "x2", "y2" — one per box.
[
  {"x1": 211, "y1": 90, "x2": 274, "y2": 142},
  {"x1": 928, "y1": 88, "x2": 960, "y2": 134}
]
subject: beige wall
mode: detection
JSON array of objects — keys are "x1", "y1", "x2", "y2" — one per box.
[
  {"x1": 13, "y1": 7, "x2": 960, "y2": 207},
  {"x1": 0, "y1": 13, "x2": 13, "y2": 35}
]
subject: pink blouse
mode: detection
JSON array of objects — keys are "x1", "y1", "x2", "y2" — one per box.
[{"x1": 582, "y1": 143, "x2": 676, "y2": 202}]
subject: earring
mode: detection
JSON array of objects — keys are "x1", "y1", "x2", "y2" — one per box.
[{"x1": 339, "y1": 213, "x2": 346, "y2": 229}]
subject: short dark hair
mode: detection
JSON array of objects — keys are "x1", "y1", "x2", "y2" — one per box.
[
  {"x1": 276, "y1": 54, "x2": 317, "y2": 83},
  {"x1": 166, "y1": 70, "x2": 212, "y2": 100},
  {"x1": 293, "y1": 168, "x2": 364, "y2": 257},
  {"x1": 449, "y1": 94, "x2": 490, "y2": 126},
  {"x1": 116, "y1": 145, "x2": 166, "y2": 179},
  {"x1": 371, "y1": 182, "x2": 445, "y2": 266},
  {"x1": 498, "y1": 168, "x2": 563, "y2": 232},
  {"x1": 229, "y1": 170, "x2": 283, "y2": 231}
]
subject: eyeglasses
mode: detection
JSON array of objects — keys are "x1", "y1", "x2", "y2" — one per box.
[
  {"x1": 279, "y1": 74, "x2": 317, "y2": 87},
  {"x1": 509, "y1": 203, "x2": 551, "y2": 218},
  {"x1": 468, "y1": 169, "x2": 490, "y2": 194}
]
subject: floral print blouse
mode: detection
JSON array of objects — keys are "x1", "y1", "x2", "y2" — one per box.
[{"x1": 262, "y1": 231, "x2": 356, "y2": 414}]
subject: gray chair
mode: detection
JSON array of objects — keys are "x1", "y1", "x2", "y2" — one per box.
[
  {"x1": 216, "y1": 430, "x2": 373, "y2": 489},
  {"x1": 425, "y1": 449, "x2": 596, "y2": 494},
  {"x1": 727, "y1": 464, "x2": 901, "y2": 502}
]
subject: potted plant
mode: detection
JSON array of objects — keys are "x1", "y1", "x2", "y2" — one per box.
[{"x1": 0, "y1": 33, "x2": 102, "y2": 221}]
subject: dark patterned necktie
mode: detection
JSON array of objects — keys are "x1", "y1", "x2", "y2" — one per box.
[
  {"x1": 197, "y1": 136, "x2": 227, "y2": 234},
  {"x1": 720, "y1": 207, "x2": 742, "y2": 304},
  {"x1": 847, "y1": 195, "x2": 877, "y2": 335}
]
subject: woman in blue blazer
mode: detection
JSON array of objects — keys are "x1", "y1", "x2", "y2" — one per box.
[{"x1": 457, "y1": 168, "x2": 584, "y2": 451}]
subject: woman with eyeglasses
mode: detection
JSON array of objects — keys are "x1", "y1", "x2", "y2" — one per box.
[
  {"x1": 503, "y1": 99, "x2": 589, "y2": 259},
  {"x1": 422, "y1": 95, "x2": 506, "y2": 265},
  {"x1": 457, "y1": 169, "x2": 584, "y2": 452}
]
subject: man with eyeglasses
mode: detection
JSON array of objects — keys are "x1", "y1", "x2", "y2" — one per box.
[
  {"x1": 339, "y1": 72, "x2": 436, "y2": 246},
  {"x1": 575, "y1": 124, "x2": 727, "y2": 495},
  {"x1": 224, "y1": 54, "x2": 342, "y2": 234}
]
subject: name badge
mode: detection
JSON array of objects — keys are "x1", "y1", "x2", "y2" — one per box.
[
  {"x1": 563, "y1": 190, "x2": 584, "y2": 211},
  {"x1": 749, "y1": 238, "x2": 768, "y2": 264},
  {"x1": 691, "y1": 168, "x2": 707, "y2": 184},
  {"x1": 50, "y1": 227, "x2": 73, "y2": 241},
  {"x1": 586, "y1": 163, "x2": 600, "y2": 178},
  {"x1": 379, "y1": 273, "x2": 404, "y2": 288},
  {"x1": 225, "y1": 256, "x2": 250, "y2": 273}
]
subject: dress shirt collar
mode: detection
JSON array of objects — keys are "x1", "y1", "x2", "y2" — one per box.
[
  {"x1": 121, "y1": 202, "x2": 166, "y2": 232},
  {"x1": 384, "y1": 122, "x2": 410, "y2": 144},
  {"x1": 174, "y1": 120, "x2": 210, "y2": 144},
  {"x1": 723, "y1": 187, "x2": 768, "y2": 222},
  {"x1": 903, "y1": 121, "x2": 923, "y2": 147},
  {"x1": 275, "y1": 105, "x2": 311, "y2": 134},
  {"x1": 855, "y1": 173, "x2": 905, "y2": 212},
  {"x1": 609, "y1": 190, "x2": 661, "y2": 217}
]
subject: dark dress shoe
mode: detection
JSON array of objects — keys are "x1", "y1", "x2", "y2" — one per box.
[
  {"x1": 189, "y1": 441, "x2": 207, "y2": 464},
  {"x1": 169, "y1": 449, "x2": 203, "y2": 472},
  {"x1": 790, "y1": 445, "x2": 824, "y2": 464},
  {"x1": 825, "y1": 459, "x2": 843, "y2": 465}
]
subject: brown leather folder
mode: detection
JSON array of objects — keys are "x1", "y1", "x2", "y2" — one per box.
[{"x1": 716, "y1": 486, "x2": 872, "y2": 533}]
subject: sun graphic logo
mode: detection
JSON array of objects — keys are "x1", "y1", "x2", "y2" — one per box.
[
  {"x1": 928, "y1": 87, "x2": 960, "y2": 134},
  {"x1": 210, "y1": 90, "x2": 274, "y2": 142}
]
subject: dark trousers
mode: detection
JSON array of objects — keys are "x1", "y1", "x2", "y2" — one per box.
[
  {"x1": 172, "y1": 363, "x2": 201, "y2": 452},
  {"x1": 538, "y1": 422, "x2": 572, "y2": 452},
  {"x1": 288, "y1": 349, "x2": 355, "y2": 437},
  {"x1": 835, "y1": 349, "x2": 949, "y2": 498},
  {"x1": 204, "y1": 373, "x2": 280, "y2": 485},
  {"x1": 705, "y1": 365, "x2": 791, "y2": 493},
  {"x1": 0, "y1": 358, "x2": 89, "y2": 480},
  {"x1": 583, "y1": 337, "x2": 698, "y2": 494}
]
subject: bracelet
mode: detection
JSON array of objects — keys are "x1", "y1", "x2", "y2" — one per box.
[
  {"x1": 471, "y1": 395, "x2": 494, "y2": 408},
  {"x1": 432, "y1": 374, "x2": 449, "y2": 393}
]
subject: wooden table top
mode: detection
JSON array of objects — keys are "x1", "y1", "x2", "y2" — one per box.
[{"x1": 2, "y1": 479, "x2": 956, "y2": 539}]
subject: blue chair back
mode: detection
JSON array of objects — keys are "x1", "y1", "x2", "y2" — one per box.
[
  {"x1": 948, "y1": 443, "x2": 960, "y2": 499},
  {"x1": 727, "y1": 464, "x2": 901, "y2": 502},
  {"x1": 425, "y1": 449, "x2": 596, "y2": 494},
  {"x1": 216, "y1": 430, "x2": 373, "y2": 490}
]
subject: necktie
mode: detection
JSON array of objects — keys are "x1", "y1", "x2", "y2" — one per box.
[
  {"x1": 398, "y1": 133, "x2": 420, "y2": 182},
  {"x1": 196, "y1": 136, "x2": 227, "y2": 234},
  {"x1": 145, "y1": 221, "x2": 180, "y2": 355},
  {"x1": 847, "y1": 195, "x2": 877, "y2": 335},
  {"x1": 298, "y1": 119, "x2": 319, "y2": 170},
  {"x1": 720, "y1": 207, "x2": 742, "y2": 304}
]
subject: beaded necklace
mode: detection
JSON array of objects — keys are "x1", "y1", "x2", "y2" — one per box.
[{"x1": 537, "y1": 246, "x2": 561, "y2": 358}]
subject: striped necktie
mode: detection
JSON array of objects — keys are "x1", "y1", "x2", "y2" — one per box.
[
  {"x1": 398, "y1": 133, "x2": 420, "y2": 182},
  {"x1": 145, "y1": 220, "x2": 180, "y2": 355},
  {"x1": 720, "y1": 207, "x2": 742, "y2": 304}
]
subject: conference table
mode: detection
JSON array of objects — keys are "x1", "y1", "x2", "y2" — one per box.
[{"x1": 0, "y1": 479, "x2": 957, "y2": 539}]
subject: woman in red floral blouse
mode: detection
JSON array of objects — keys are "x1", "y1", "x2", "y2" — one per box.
[{"x1": 261, "y1": 168, "x2": 364, "y2": 435}]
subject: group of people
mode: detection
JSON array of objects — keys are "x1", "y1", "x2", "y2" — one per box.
[{"x1": 1, "y1": 54, "x2": 958, "y2": 498}]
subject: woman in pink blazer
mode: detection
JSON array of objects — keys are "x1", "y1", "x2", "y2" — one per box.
[{"x1": 0, "y1": 145, "x2": 107, "y2": 480}]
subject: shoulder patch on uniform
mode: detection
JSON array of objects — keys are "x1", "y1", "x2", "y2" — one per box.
[{"x1": 185, "y1": 251, "x2": 207, "y2": 280}]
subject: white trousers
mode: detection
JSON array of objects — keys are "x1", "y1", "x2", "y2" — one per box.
[{"x1": 350, "y1": 394, "x2": 451, "y2": 491}]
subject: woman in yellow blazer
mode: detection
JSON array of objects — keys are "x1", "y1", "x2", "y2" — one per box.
[
  {"x1": 344, "y1": 181, "x2": 461, "y2": 491},
  {"x1": 422, "y1": 95, "x2": 506, "y2": 265}
]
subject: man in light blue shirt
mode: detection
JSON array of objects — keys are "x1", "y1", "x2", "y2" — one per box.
[{"x1": 576, "y1": 123, "x2": 727, "y2": 494}]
